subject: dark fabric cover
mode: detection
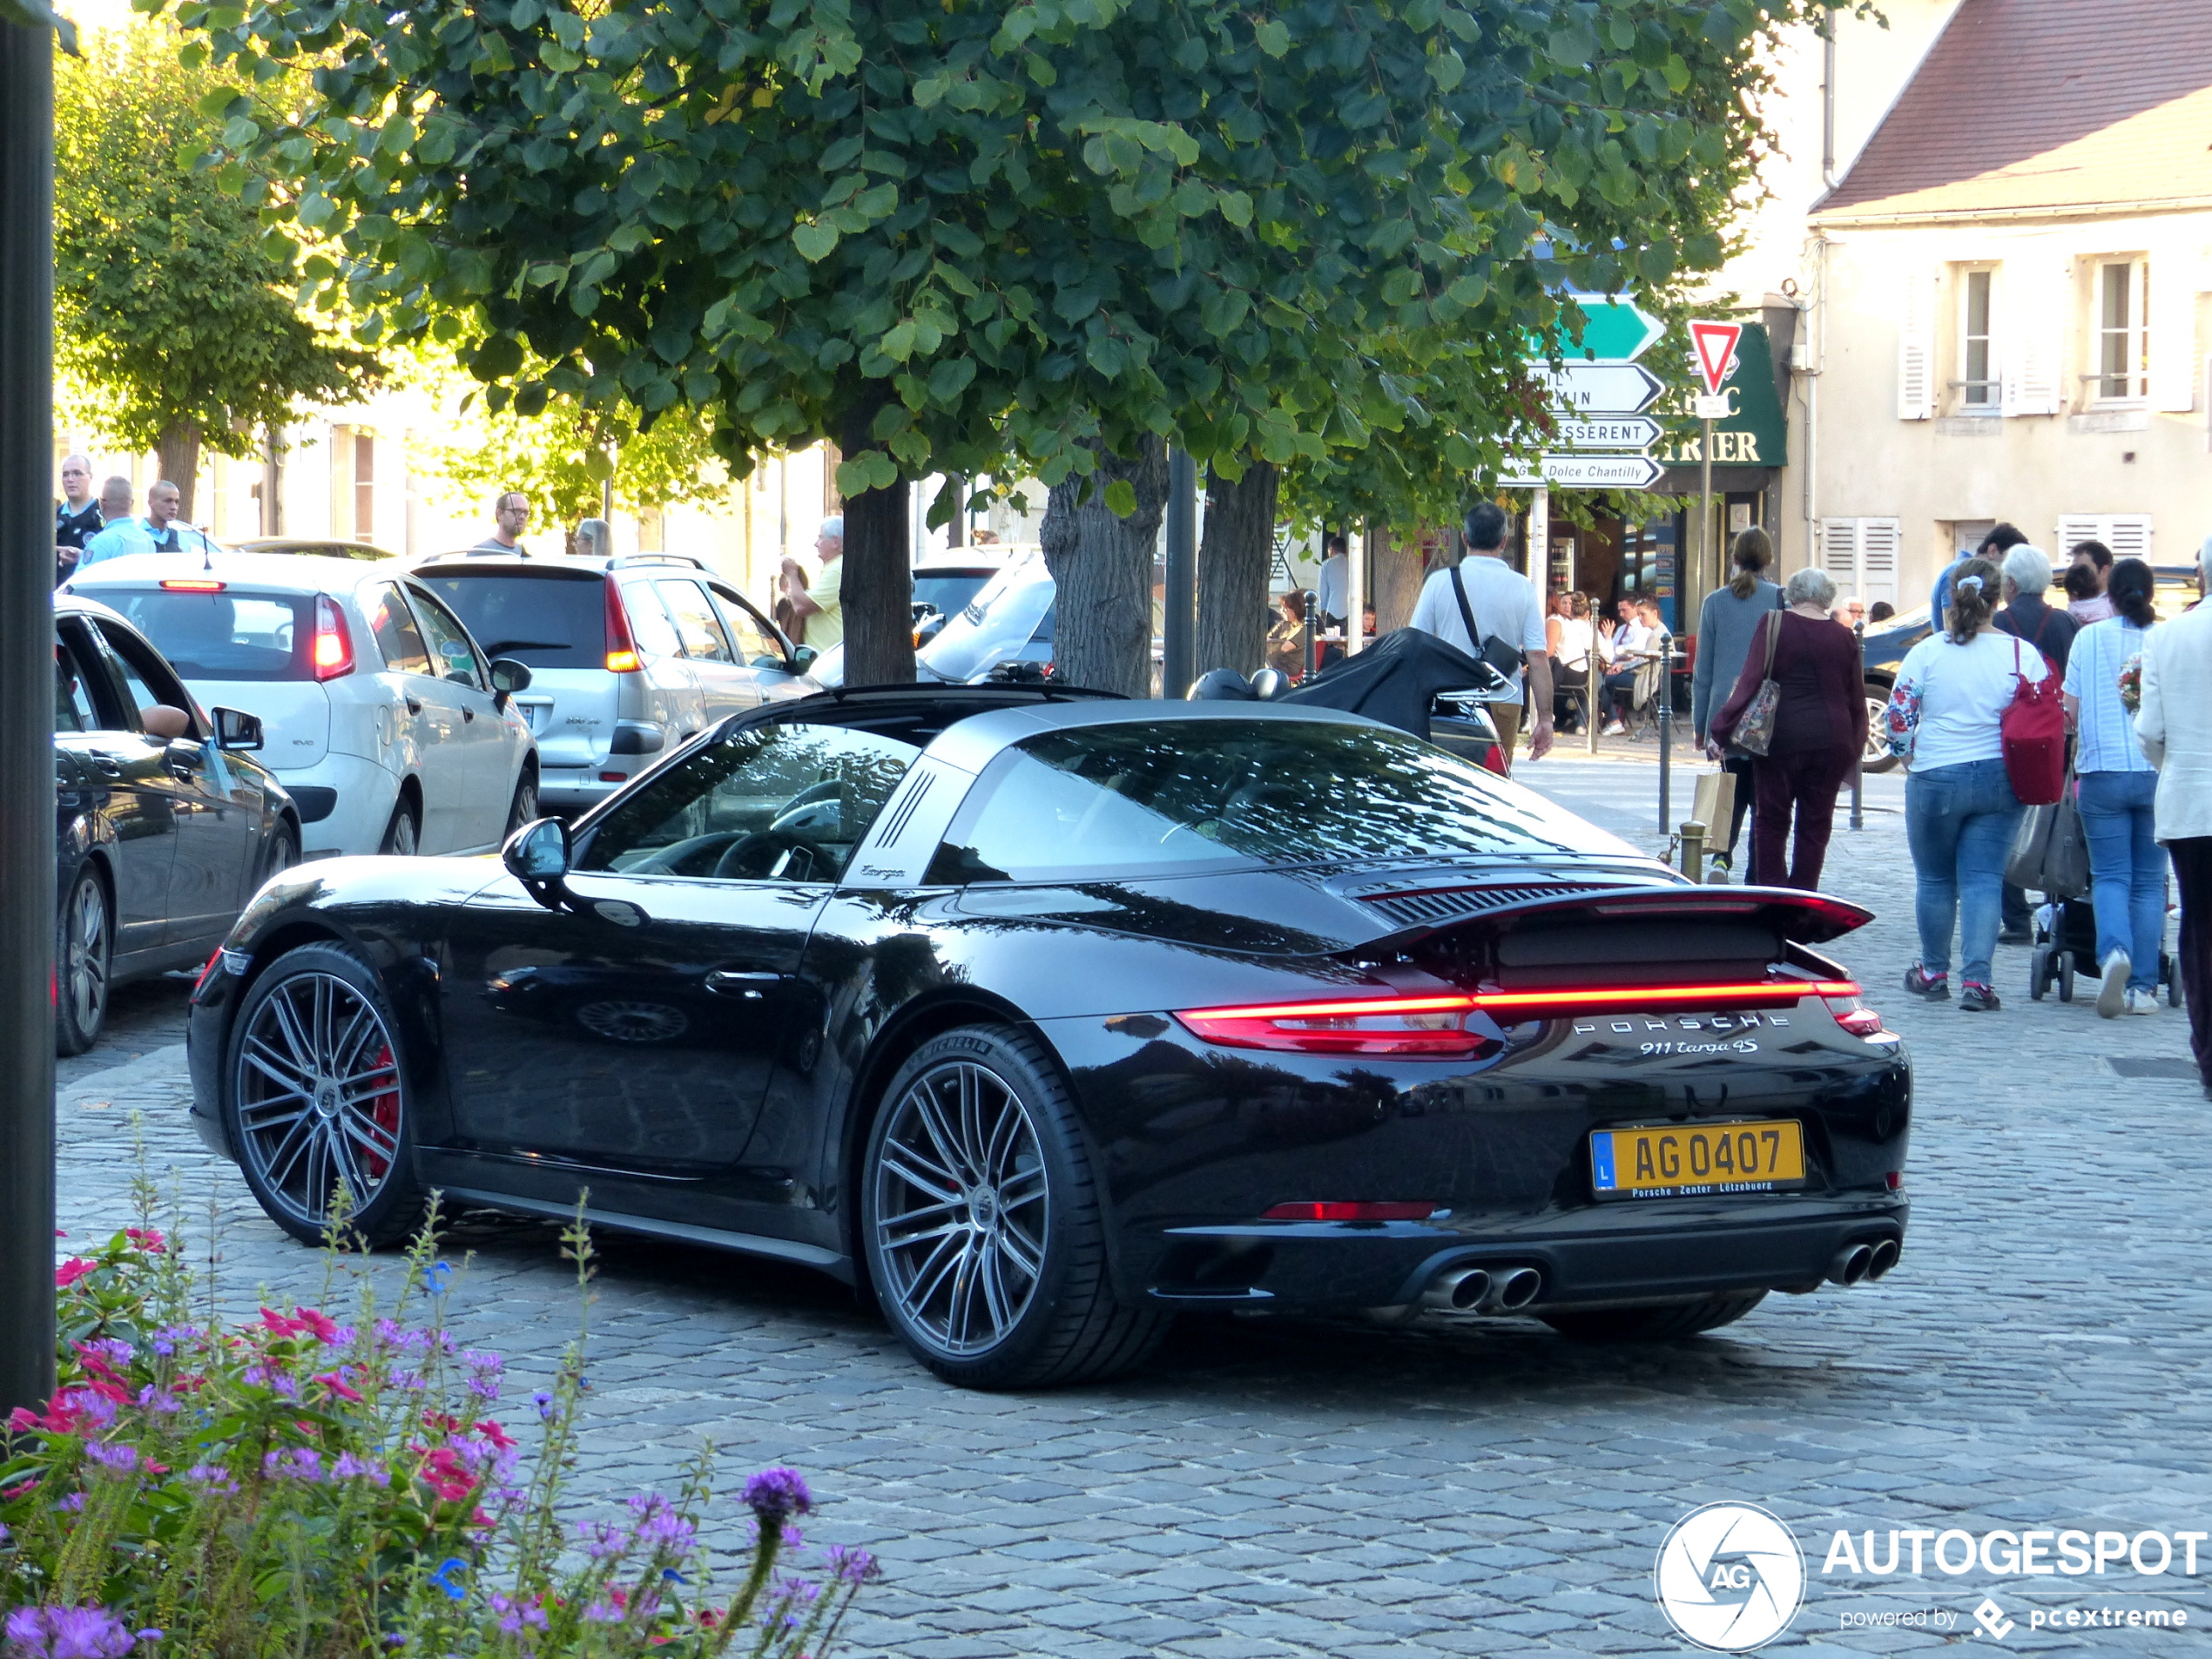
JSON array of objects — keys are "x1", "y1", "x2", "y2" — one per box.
[{"x1": 1276, "y1": 627, "x2": 1504, "y2": 742}]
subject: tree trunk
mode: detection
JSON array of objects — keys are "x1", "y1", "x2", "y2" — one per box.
[
  {"x1": 156, "y1": 421, "x2": 200, "y2": 519},
  {"x1": 1040, "y1": 434, "x2": 1168, "y2": 698},
  {"x1": 1372, "y1": 522, "x2": 1430, "y2": 635},
  {"x1": 1195, "y1": 459, "x2": 1277, "y2": 678},
  {"x1": 837, "y1": 399, "x2": 914, "y2": 685}
]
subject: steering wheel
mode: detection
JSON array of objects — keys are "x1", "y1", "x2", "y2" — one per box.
[
  {"x1": 713, "y1": 830, "x2": 807, "y2": 880},
  {"x1": 625, "y1": 831, "x2": 745, "y2": 876}
]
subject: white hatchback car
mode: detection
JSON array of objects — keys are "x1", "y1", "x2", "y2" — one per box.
[{"x1": 68, "y1": 553, "x2": 539, "y2": 859}]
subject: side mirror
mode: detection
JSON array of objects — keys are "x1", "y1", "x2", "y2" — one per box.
[
  {"x1": 791, "y1": 645, "x2": 818, "y2": 674},
  {"x1": 502, "y1": 815, "x2": 571, "y2": 889},
  {"x1": 488, "y1": 656, "x2": 532, "y2": 710},
  {"x1": 211, "y1": 706, "x2": 264, "y2": 751}
]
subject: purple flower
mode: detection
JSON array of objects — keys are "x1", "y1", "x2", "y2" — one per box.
[
  {"x1": 489, "y1": 1595, "x2": 545, "y2": 1635},
  {"x1": 181, "y1": 1465, "x2": 238, "y2": 1494},
  {"x1": 57, "y1": 1494, "x2": 86, "y2": 1513},
  {"x1": 134, "y1": 1386, "x2": 179, "y2": 1416},
  {"x1": 576, "y1": 1520, "x2": 631, "y2": 1561},
  {"x1": 826, "y1": 1544, "x2": 881, "y2": 1586},
  {"x1": 261, "y1": 1448, "x2": 323, "y2": 1483},
  {"x1": 83, "y1": 1339, "x2": 133, "y2": 1367},
  {"x1": 466, "y1": 1376, "x2": 499, "y2": 1402},
  {"x1": 147, "y1": 1323, "x2": 197, "y2": 1358},
  {"x1": 374, "y1": 1318, "x2": 404, "y2": 1345},
  {"x1": 581, "y1": 1602, "x2": 621, "y2": 1625},
  {"x1": 84, "y1": 1441, "x2": 138, "y2": 1476},
  {"x1": 3, "y1": 1606, "x2": 141, "y2": 1659},
  {"x1": 741, "y1": 1467, "x2": 812, "y2": 1525},
  {"x1": 59, "y1": 1391, "x2": 116, "y2": 1431},
  {"x1": 330, "y1": 1453, "x2": 390, "y2": 1487},
  {"x1": 637, "y1": 1507, "x2": 695, "y2": 1552},
  {"x1": 530, "y1": 1391, "x2": 554, "y2": 1422}
]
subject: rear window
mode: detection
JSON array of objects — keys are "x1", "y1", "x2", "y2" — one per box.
[
  {"x1": 413, "y1": 569, "x2": 604, "y2": 668},
  {"x1": 920, "y1": 563, "x2": 1053, "y2": 682},
  {"x1": 92, "y1": 589, "x2": 311, "y2": 681},
  {"x1": 913, "y1": 571, "x2": 992, "y2": 617},
  {"x1": 928, "y1": 720, "x2": 1631, "y2": 883}
]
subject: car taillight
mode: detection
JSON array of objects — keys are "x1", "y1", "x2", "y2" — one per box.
[
  {"x1": 1480, "y1": 744, "x2": 1505, "y2": 774},
  {"x1": 1174, "y1": 980, "x2": 1865, "y2": 1055},
  {"x1": 604, "y1": 577, "x2": 640, "y2": 672},
  {"x1": 313, "y1": 596, "x2": 354, "y2": 679},
  {"x1": 1263, "y1": 1201, "x2": 1436, "y2": 1222},
  {"x1": 1821, "y1": 989, "x2": 1891, "y2": 1039}
]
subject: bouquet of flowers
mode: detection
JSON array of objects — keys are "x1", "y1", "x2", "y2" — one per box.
[{"x1": 2119, "y1": 653, "x2": 2143, "y2": 713}]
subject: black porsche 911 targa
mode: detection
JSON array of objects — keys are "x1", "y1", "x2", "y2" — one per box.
[{"x1": 187, "y1": 685, "x2": 1910, "y2": 1388}]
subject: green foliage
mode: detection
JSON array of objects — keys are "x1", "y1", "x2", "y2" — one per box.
[
  {"x1": 165, "y1": 0, "x2": 1837, "y2": 510},
  {"x1": 51, "y1": 23, "x2": 377, "y2": 464},
  {"x1": 0, "y1": 1177, "x2": 873, "y2": 1659}
]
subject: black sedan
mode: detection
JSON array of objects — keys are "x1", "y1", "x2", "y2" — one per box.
[
  {"x1": 185, "y1": 686, "x2": 1909, "y2": 1388},
  {"x1": 56, "y1": 596, "x2": 301, "y2": 1054}
]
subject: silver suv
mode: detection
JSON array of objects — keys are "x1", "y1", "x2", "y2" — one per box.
[{"x1": 411, "y1": 552, "x2": 813, "y2": 817}]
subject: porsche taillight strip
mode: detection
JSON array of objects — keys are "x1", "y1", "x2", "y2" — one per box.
[{"x1": 1178, "y1": 981, "x2": 1859, "y2": 1025}]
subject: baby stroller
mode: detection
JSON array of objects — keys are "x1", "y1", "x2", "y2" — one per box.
[{"x1": 2027, "y1": 895, "x2": 2182, "y2": 1004}]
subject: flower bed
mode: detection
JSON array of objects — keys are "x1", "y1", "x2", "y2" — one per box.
[{"x1": 2, "y1": 1199, "x2": 874, "y2": 1658}]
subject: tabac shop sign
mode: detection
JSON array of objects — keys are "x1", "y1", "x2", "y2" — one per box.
[{"x1": 1661, "y1": 321, "x2": 1789, "y2": 469}]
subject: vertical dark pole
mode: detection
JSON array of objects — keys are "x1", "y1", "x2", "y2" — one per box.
[
  {"x1": 1162, "y1": 447, "x2": 1196, "y2": 697},
  {"x1": 1850, "y1": 618, "x2": 1866, "y2": 831},
  {"x1": 1, "y1": 14, "x2": 58, "y2": 1415},
  {"x1": 1657, "y1": 632, "x2": 1673, "y2": 833}
]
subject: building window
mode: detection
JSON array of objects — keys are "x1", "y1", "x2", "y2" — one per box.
[
  {"x1": 2055, "y1": 514, "x2": 2152, "y2": 563},
  {"x1": 2092, "y1": 260, "x2": 2148, "y2": 401},
  {"x1": 1958, "y1": 268, "x2": 1996, "y2": 408},
  {"x1": 354, "y1": 433, "x2": 375, "y2": 541},
  {"x1": 1816, "y1": 517, "x2": 1900, "y2": 608}
]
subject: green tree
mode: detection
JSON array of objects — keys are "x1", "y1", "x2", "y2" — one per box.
[
  {"x1": 53, "y1": 23, "x2": 376, "y2": 516},
  {"x1": 174, "y1": 0, "x2": 1832, "y2": 680}
]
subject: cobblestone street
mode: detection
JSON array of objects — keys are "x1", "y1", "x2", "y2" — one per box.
[{"x1": 55, "y1": 752, "x2": 2212, "y2": 1656}]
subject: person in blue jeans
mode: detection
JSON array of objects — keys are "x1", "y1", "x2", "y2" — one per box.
[
  {"x1": 2062, "y1": 558, "x2": 2167, "y2": 1016},
  {"x1": 1884, "y1": 556, "x2": 2048, "y2": 1011}
]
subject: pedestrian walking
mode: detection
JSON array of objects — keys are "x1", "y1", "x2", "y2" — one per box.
[
  {"x1": 779, "y1": 515, "x2": 845, "y2": 650},
  {"x1": 1692, "y1": 527, "x2": 1784, "y2": 877},
  {"x1": 1709, "y1": 567, "x2": 1865, "y2": 890},
  {"x1": 472, "y1": 490, "x2": 531, "y2": 554},
  {"x1": 1885, "y1": 556, "x2": 2049, "y2": 1013},
  {"x1": 2066, "y1": 539, "x2": 2116, "y2": 623},
  {"x1": 2132, "y1": 538, "x2": 2212, "y2": 1096},
  {"x1": 1407, "y1": 502, "x2": 1554, "y2": 767},
  {"x1": 1313, "y1": 533, "x2": 1349, "y2": 632},
  {"x1": 1989, "y1": 543, "x2": 2078, "y2": 941},
  {"x1": 1930, "y1": 522, "x2": 2027, "y2": 620},
  {"x1": 2063, "y1": 557, "x2": 2167, "y2": 1017}
]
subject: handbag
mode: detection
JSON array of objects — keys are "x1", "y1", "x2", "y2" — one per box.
[
  {"x1": 1450, "y1": 565, "x2": 1532, "y2": 682},
  {"x1": 1998, "y1": 635, "x2": 2067, "y2": 806},
  {"x1": 2005, "y1": 770, "x2": 2091, "y2": 898},
  {"x1": 1730, "y1": 610, "x2": 1785, "y2": 757}
]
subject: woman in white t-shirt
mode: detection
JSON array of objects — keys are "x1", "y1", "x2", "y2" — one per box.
[{"x1": 1882, "y1": 556, "x2": 2050, "y2": 1012}]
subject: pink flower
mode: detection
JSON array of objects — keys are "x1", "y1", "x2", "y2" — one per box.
[
  {"x1": 54, "y1": 1258, "x2": 94, "y2": 1289},
  {"x1": 293, "y1": 1308, "x2": 341, "y2": 1344},
  {"x1": 417, "y1": 1447, "x2": 476, "y2": 1503},
  {"x1": 314, "y1": 1372, "x2": 362, "y2": 1404},
  {"x1": 123, "y1": 1227, "x2": 166, "y2": 1254}
]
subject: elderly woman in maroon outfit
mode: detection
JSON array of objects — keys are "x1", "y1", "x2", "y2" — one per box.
[{"x1": 1709, "y1": 567, "x2": 1868, "y2": 890}]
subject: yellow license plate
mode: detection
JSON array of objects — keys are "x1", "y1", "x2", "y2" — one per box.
[{"x1": 1591, "y1": 1120, "x2": 1806, "y2": 1199}]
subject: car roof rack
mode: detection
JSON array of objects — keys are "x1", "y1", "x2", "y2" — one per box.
[
  {"x1": 605, "y1": 554, "x2": 707, "y2": 571},
  {"x1": 819, "y1": 682, "x2": 1125, "y2": 704}
]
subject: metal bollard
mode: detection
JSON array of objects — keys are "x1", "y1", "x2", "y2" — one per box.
[
  {"x1": 1656, "y1": 634, "x2": 1673, "y2": 833},
  {"x1": 1678, "y1": 819, "x2": 1707, "y2": 883},
  {"x1": 1850, "y1": 619, "x2": 1866, "y2": 832}
]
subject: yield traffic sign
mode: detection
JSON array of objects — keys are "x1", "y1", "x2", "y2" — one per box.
[
  {"x1": 1688, "y1": 320, "x2": 1743, "y2": 396},
  {"x1": 1538, "y1": 362, "x2": 1664, "y2": 416}
]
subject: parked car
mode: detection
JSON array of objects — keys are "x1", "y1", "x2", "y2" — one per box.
[
  {"x1": 910, "y1": 556, "x2": 1011, "y2": 648},
  {"x1": 67, "y1": 553, "x2": 538, "y2": 860},
  {"x1": 410, "y1": 552, "x2": 814, "y2": 818},
  {"x1": 188, "y1": 686, "x2": 1909, "y2": 1389},
  {"x1": 1856, "y1": 562, "x2": 2202, "y2": 773},
  {"x1": 803, "y1": 553, "x2": 1054, "y2": 692},
  {"x1": 233, "y1": 537, "x2": 400, "y2": 562},
  {"x1": 53, "y1": 595, "x2": 300, "y2": 1054}
]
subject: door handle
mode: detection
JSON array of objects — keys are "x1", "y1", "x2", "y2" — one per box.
[
  {"x1": 463, "y1": 707, "x2": 475, "y2": 723},
  {"x1": 706, "y1": 969, "x2": 782, "y2": 1000},
  {"x1": 406, "y1": 697, "x2": 423, "y2": 715},
  {"x1": 91, "y1": 755, "x2": 123, "y2": 778}
]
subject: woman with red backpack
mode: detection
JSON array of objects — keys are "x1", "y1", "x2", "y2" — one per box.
[{"x1": 1884, "y1": 554, "x2": 2056, "y2": 1012}]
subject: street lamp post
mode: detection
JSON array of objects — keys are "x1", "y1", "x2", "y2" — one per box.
[
  {"x1": 1162, "y1": 448, "x2": 1196, "y2": 698},
  {"x1": 1, "y1": 12, "x2": 58, "y2": 1415}
]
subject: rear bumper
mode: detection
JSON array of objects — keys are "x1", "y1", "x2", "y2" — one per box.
[
  {"x1": 538, "y1": 768, "x2": 627, "y2": 815},
  {"x1": 1139, "y1": 1196, "x2": 1907, "y2": 1311}
]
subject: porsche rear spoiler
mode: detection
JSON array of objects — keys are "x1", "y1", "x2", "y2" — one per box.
[{"x1": 1345, "y1": 880, "x2": 1872, "y2": 950}]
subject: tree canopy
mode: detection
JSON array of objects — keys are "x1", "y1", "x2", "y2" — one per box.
[{"x1": 55, "y1": 22, "x2": 377, "y2": 514}]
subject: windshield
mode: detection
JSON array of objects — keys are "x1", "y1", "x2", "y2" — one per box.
[
  {"x1": 91, "y1": 589, "x2": 313, "y2": 681},
  {"x1": 413, "y1": 569, "x2": 604, "y2": 668},
  {"x1": 913, "y1": 570, "x2": 995, "y2": 618},
  {"x1": 928, "y1": 719, "x2": 1634, "y2": 883},
  {"x1": 921, "y1": 559, "x2": 1053, "y2": 682}
]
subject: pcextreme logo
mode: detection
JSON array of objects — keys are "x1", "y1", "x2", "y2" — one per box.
[{"x1": 1654, "y1": 1503, "x2": 1806, "y2": 1651}]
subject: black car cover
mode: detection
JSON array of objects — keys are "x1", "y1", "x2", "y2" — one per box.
[{"x1": 1275, "y1": 628, "x2": 1507, "y2": 741}]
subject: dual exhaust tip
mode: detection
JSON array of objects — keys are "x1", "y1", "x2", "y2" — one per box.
[
  {"x1": 1829, "y1": 1238, "x2": 1900, "y2": 1287},
  {"x1": 1420, "y1": 1263, "x2": 1543, "y2": 1316}
]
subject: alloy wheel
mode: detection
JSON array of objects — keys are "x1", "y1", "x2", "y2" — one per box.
[
  {"x1": 63, "y1": 876, "x2": 109, "y2": 1036},
  {"x1": 872, "y1": 1060, "x2": 1050, "y2": 1358},
  {"x1": 234, "y1": 970, "x2": 403, "y2": 1227}
]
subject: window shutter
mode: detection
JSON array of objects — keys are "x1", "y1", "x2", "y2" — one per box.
[
  {"x1": 1897, "y1": 270, "x2": 1933, "y2": 420},
  {"x1": 1817, "y1": 518, "x2": 1861, "y2": 590},
  {"x1": 1858, "y1": 519, "x2": 1901, "y2": 606},
  {"x1": 2001, "y1": 252, "x2": 2065, "y2": 415},
  {"x1": 2148, "y1": 261, "x2": 2196, "y2": 411},
  {"x1": 2055, "y1": 514, "x2": 2154, "y2": 561}
]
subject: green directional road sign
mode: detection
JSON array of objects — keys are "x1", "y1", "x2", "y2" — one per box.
[{"x1": 1526, "y1": 296, "x2": 1665, "y2": 365}]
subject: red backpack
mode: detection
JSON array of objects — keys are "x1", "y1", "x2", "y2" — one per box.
[{"x1": 1999, "y1": 634, "x2": 2066, "y2": 805}]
